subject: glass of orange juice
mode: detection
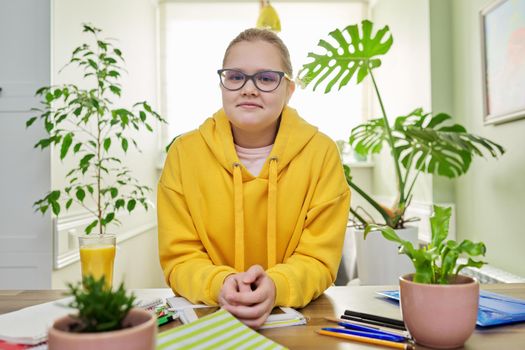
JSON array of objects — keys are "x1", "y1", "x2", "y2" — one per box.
[{"x1": 78, "y1": 234, "x2": 116, "y2": 289}]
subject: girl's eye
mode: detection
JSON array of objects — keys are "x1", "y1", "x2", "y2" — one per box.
[
  {"x1": 257, "y1": 71, "x2": 279, "y2": 84},
  {"x1": 225, "y1": 71, "x2": 245, "y2": 81}
]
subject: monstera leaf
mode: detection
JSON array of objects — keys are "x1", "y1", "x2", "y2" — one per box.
[
  {"x1": 297, "y1": 20, "x2": 393, "y2": 93},
  {"x1": 350, "y1": 108, "x2": 505, "y2": 179}
]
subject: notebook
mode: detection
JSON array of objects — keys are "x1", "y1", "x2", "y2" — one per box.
[
  {"x1": 156, "y1": 309, "x2": 287, "y2": 350},
  {"x1": 377, "y1": 289, "x2": 525, "y2": 327}
]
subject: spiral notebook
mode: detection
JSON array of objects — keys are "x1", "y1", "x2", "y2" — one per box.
[{"x1": 377, "y1": 289, "x2": 525, "y2": 327}]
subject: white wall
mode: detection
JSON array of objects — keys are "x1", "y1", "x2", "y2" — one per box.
[
  {"x1": 51, "y1": 0, "x2": 166, "y2": 288},
  {"x1": 369, "y1": 0, "x2": 433, "y2": 208},
  {"x1": 450, "y1": 0, "x2": 525, "y2": 277}
]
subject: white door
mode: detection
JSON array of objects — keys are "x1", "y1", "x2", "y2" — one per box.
[{"x1": 0, "y1": 0, "x2": 52, "y2": 288}]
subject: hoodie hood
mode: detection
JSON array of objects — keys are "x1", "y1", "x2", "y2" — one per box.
[
  {"x1": 199, "y1": 106, "x2": 318, "y2": 180},
  {"x1": 198, "y1": 106, "x2": 318, "y2": 271}
]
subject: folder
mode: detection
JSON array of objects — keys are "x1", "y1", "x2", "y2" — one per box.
[{"x1": 377, "y1": 289, "x2": 525, "y2": 327}]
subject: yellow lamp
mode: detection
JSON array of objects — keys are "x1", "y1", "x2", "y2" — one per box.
[{"x1": 256, "y1": 0, "x2": 281, "y2": 32}]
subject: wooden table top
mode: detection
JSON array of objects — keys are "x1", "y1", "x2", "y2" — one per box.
[{"x1": 1, "y1": 284, "x2": 525, "y2": 349}]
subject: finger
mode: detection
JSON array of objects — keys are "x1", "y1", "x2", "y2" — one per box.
[{"x1": 241, "y1": 265, "x2": 265, "y2": 285}]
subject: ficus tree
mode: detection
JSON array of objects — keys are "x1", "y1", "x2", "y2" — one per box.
[{"x1": 27, "y1": 24, "x2": 166, "y2": 235}]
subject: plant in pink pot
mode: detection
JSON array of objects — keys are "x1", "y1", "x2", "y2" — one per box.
[
  {"x1": 47, "y1": 275, "x2": 156, "y2": 350},
  {"x1": 366, "y1": 206, "x2": 486, "y2": 349}
]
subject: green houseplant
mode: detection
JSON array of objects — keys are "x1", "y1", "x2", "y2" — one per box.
[
  {"x1": 297, "y1": 20, "x2": 505, "y2": 229},
  {"x1": 47, "y1": 276, "x2": 156, "y2": 350},
  {"x1": 26, "y1": 24, "x2": 165, "y2": 286},
  {"x1": 366, "y1": 206, "x2": 485, "y2": 348}
]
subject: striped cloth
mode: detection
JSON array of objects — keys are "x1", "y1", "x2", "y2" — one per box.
[{"x1": 156, "y1": 309, "x2": 288, "y2": 350}]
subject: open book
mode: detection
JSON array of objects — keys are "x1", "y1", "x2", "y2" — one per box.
[{"x1": 165, "y1": 296, "x2": 307, "y2": 329}]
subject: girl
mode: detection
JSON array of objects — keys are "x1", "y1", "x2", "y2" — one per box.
[{"x1": 158, "y1": 28, "x2": 350, "y2": 329}]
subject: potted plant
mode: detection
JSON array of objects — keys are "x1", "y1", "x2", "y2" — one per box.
[
  {"x1": 365, "y1": 205, "x2": 485, "y2": 348},
  {"x1": 297, "y1": 20, "x2": 504, "y2": 283},
  {"x1": 48, "y1": 275, "x2": 156, "y2": 350},
  {"x1": 26, "y1": 24, "x2": 165, "y2": 287}
]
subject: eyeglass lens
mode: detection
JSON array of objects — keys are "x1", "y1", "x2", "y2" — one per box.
[{"x1": 219, "y1": 70, "x2": 283, "y2": 92}]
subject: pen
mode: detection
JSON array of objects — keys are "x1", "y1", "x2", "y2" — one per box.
[
  {"x1": 157, "y1": 312, "x2": 179, "y2": 327},
  {"x1": 324, "y1": 317, "x2": 410, "y2": 338},
  {"x1": 321, "y1": 327, "x2": 405, "y2": 342},
  {"x1": 336, "y1": 322, "x2": 410, "y2": 340},
  {"x1": 344, "y1": 309, "x2": 405, "y2": 327},
  {"x1": 317, "y1": 329, "x2": 414, "y2": 350},
  {"x1": 341, "y1": 314, "x2": 407, "y2": 331}
]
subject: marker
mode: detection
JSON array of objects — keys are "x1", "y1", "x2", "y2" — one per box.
[
  {"x1": 317, "y1": 329, "x2": 414, "y2": 350},
  {"x1": 157, "y1": 312, "x2": 179, "y2": 326}
]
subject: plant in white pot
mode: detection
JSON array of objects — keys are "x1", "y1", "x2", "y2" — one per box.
[
  {"x1": 366, "y1": 205, "x2": 486, "y2": 349},
  {"x1": 297, "y1": 20, "x2": 504, "y2": 284},
  {"x1": 48, "y1": 275, "x2": 156, "y2": 350},
  {"x1": 26, "y1": 24, "x2": 165, "y2": 287}
]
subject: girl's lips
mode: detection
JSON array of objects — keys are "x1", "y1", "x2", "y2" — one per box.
[{"x1": 237, "y1": 102, "x2": 262, "y2": 108}]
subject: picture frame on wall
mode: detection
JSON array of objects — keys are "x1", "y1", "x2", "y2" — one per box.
[{"x1": 480, "y1": 0, "x2": 525, "y2": 125}]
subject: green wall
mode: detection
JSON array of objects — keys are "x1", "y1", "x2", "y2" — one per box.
[{"x1": 440, "y1": 0, "x2": 525, "y2": 277}]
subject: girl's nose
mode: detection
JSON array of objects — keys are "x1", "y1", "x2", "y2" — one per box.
[{"x1": 241, "y1": 78, "x2": 259, "y2": 96}]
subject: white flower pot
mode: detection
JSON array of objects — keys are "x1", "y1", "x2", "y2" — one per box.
[{"x1": 354, "y1": 226, "x2": 418, "y2": 285}]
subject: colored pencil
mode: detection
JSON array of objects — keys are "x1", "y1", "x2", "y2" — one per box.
[{"x1": 317, "y1": 329, "x2": 415, "y2": 350}]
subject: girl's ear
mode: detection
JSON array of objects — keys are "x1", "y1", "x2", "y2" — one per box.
[{"x1": 285, "y1": 80, "x2": 295, "y2": 104}]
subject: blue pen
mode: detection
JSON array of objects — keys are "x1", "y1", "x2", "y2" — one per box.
[
  {"x1": 322, "y1": 327, "x2": 405, "y2": 342},
  {"x1": 337, "y1": 321, "x2": 408, "y2": 339}
]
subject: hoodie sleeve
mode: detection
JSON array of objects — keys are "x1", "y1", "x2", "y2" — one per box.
[
  {"x1": 157, "y1": 142, "x2": 237, "y2": 305},
  {"x1": 266, "y1": 142, "x2": 350, "y2": 308}
]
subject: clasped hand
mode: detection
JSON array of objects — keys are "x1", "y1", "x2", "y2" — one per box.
[{"x1": 219, "y1": 265, "x2": 276, "y2": 329}]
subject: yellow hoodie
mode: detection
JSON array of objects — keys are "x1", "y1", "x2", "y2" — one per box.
[{"x1": 158, "y1": 106, "x2": 350, "y2": 308}]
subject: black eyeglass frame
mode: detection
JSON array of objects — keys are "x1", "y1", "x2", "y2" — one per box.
[{"x1": 217, "y1": 69, "x2": 291, "y2": 92}]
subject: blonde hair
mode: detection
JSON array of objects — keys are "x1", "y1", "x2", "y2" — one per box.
[{"x1": 222, "y1": 28, "x2": 293, "y2": 76}]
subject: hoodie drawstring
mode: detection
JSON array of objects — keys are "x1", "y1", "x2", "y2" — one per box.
[
  {"x1": 232, "y1": 158, "x2": 278, "y2": 271},
  {"x1": 233, "y1": 162, "x2": 245, "y2": 271},
  {"x1": 267, "y1": 157, "x2": 278, "y2": 268}
]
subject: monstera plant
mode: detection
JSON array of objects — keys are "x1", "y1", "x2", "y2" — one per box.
[{"x1": 298, "y1": 20, "x2": 505, "y2": 229}]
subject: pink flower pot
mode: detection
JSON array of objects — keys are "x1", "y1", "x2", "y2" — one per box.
[
  {"x1": 399, "y1": 274, "x2": 479, "y2": 349},
  {"x1": 48, "y1": 308, "x2": 156, "y2": 350}
]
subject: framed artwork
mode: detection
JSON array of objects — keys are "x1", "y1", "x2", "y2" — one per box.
[{"x1": 480, "y1": 0, "x2": 525, "y2": 125}]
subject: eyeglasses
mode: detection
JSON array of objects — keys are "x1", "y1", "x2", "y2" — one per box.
[{"x1": 217, "y1": 69, "x2": 291, "y2": 92}]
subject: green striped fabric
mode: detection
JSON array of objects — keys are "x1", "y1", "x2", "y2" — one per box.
[{"x1": 156, "y1": 309, "x2": 288, "y2": 350}]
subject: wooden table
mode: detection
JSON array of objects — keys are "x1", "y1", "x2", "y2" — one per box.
[{"x1": 1, "y1": 284, "x2": 525, "y2": 349}]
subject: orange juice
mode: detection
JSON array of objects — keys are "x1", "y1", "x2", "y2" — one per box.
[{"x1": 79, "y1": 244, "x2": 116, "y2": 288}]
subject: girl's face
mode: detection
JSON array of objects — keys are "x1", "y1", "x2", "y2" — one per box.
[{"x1": 221, "y1": 40, "x2": 294, "y2": 146}]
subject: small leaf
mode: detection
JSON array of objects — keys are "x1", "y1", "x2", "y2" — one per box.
[
  {"x1": 121, "y1": 138, "x2": 128, "y2": 152},
  {"x1": 60, "y1": 133, "x2": 73, "y2": 160},
  {"x1": 127, "y1": 199, "x2": 136, "y2": 212},
  {"x1": 76, "y1": 188, "x2": 86, "y2": 202},
  {"x1": 51, "y1": 201, "x2": 60, "y2": 216},
  {"x1": 103, "y1": 138, "x2": 111, "y2": 152},
  {"x1": 26, "y1": 117, "x2": 38, "y2": 127},
  {"x1": 66, "y1": 198, "x2": 73, "y2": 209},
  {"x1": 85, "y1": 220, "x2": 98, "y2": 235}
]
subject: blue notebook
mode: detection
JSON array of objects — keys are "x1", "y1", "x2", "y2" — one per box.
[{"x1": 377, "y1": 290, "x2": 525, "y2": 327}]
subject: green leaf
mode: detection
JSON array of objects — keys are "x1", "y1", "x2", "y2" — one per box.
[
  {"x1": 85, "y1": 220, "x2": 99, "y2": 235},
  {"x1": 121, "y1": 138, "x2": 128, "y2": 152},
  {"x1": 115, "y1": 199, "x2": 125, "y2": 209},
  {"x1": 430, "y1": 205, "x2": 451, "y2": 249},
  {"x1": 103, "y1": 212, "x2": 115, "y2": 225},
  {"x1": 73, "y1": 142, "x2": 82, "y2": 153},
  {"x1": 297, "y1": 20, "x2": 393, "y2": 93},
  {"x1": 109, "y1": 187, "x2": 118, "y2": 198},
  {"x1": 66, "y1": 198, "x2": 73, "y2": 209},
  {"x1": 51, "y1": 201, "x2": 61, "y2": 216},
  {"x1": 60, "y1": 133, "x2": 73, "y2": 160},
  {"x1": 26, "y1": 117, "x2": 38, "y2": 127},
  {"x1": 127, "y1": 199, "x2": 136, "y2": 212},
  {"x1": 76, "y1": 188, "x2": 86, "y2": 202},
  {"x1": 103, "y1": 138, "x2": 111, "y2": 152}
]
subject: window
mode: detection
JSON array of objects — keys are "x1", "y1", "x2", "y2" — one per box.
[{"x1": 160, "y1": 1, "x2": 367, "y2": 145}]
